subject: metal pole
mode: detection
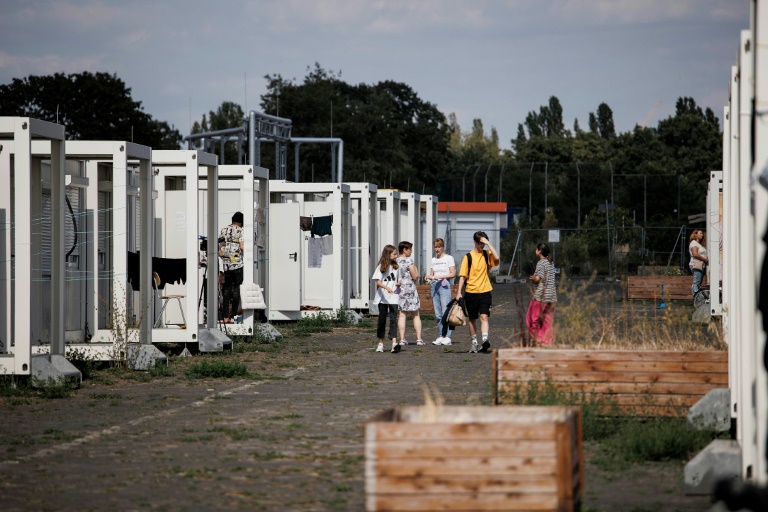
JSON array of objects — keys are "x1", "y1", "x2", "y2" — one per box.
[
  {"x1": 331, "y1": 142, "x2": 337, "y2": 183},
  {"x1": 644, "y1": 174, "x2": 647, "y2": 228},
  {"x1": 529, "y1": 163, "x2": 534, "y2": 220},
  {"x1": 248, "y1": 111, "x2": 256, "y2": 167},
  {"x1": 609, "y1": 161, "x2": 614, "y2": 209},
  {"x1": 544, "y1": 162, "x2": 548, "y2": 213},
  {"x1": 606, "y1": 200, "x2": 611, "y2": 277},
  {"x1": 294, "y1": 142, "x2": 300, "y2": 182},
  {"x1": 576, "y1": 163, "x2": 581, "y2": 227}
]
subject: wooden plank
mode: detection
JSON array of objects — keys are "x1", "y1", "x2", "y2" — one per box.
[
  {"x1": 374, "y1": 456, "x2": 559, "y2": 476},
  {"x1": 368, "y1": 492, "x2": 560, "y2": 511},
  {"x1": 499, "y1": 380, "x2": 722, "y2": 396},
  {"x1": 498, "y1": 390, "x2": 702, "y2": 408},
  {"x1": 370, "y1": 422, "x2": 558, "y2": 441},
  {"x1": 368, "y1": 474, "x2": 559, "y2": 494},
  {"x1": 498, "y1": 359, "x2": 726, "y2": 373},
  {"x1": 498, "y1": 370, "x2": 728, "y2": 385},
  {"x1": 496, "y1": 349, "x2": 727, "y2": 362},
  {"x1": 373, "y1": 439, "x2": 558, "y2": 458}
]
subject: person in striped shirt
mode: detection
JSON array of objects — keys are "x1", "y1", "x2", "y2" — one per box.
[{"x1": 526, "y1": 242, "x2": 557, "y2": 345}]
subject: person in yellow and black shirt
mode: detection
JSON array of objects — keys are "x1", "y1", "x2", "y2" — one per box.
[{"x1": 456, "y1": 231, "x2": 500, "y2": 353}]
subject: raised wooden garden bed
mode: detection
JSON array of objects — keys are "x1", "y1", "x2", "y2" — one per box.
[
  {"x1": 365, "y1": 405, "x2": 583, "y2": 512},
  {"x1": 626, "y1": 275, "x2": 693, "y2": 300},
  {"x1": 494, "y1": 348, "x2": 728, "y2": 417},
  {"x1": 415, "y1": 284, "x2": 459, "y2": 315}
]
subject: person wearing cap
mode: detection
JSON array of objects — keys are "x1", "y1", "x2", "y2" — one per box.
[{"x1": 218, "y1": 211, "x2": 244, "y2": 323}]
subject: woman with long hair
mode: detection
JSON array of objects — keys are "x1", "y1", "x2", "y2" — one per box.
[
  {"x1": 396, "y1": 241, "x2": 423, "y2": 345},
  {"x1": 526, "y1": 242, "x2": 557, "y2": 345},
  {"x1": 689, "y1": 229, "x2": 709, "y2": 297},
  {"x1": 372, "y1": 245, "x2": 401, "y2": 353}
]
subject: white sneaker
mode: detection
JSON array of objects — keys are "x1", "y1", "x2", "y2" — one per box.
[
  {"x1": 441, "y1": 338, "x2": 452, "y2": 346},
  {"x1": 432, "y1": 337, "x2": 444, "y2": 345},
  {"x1": 469, "y1": 340, "x2": 478, "y2": 353},
  {"x1": 376, "y1": 343, "x2": 384, "y2": 353}
]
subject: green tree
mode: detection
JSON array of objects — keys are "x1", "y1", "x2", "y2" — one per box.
[
  {"x1": 258, "y1": 64, "x2": 453, "y2": 191},
  {"x1": 191, "y1": 101, "x2": 246, "y2": 163},
  {"x1": 656, "y1": 97, "x2": 721, "y2": 219},
  {"x1": 0, "y1": 72, "x2": 181, "y2": 149}
]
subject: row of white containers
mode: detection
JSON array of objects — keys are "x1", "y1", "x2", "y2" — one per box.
[{"x1": 0, "y1": 116, "x2": 438, "y2": 376}]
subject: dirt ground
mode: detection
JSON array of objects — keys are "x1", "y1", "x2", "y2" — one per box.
[{"x1": 0, "y1": 281, "x2": 718, "y2": 511}]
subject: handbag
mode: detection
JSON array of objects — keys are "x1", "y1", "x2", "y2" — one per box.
[
  {"x1": 447, "y1": 300, "x2": 466, "y2": 327},
  {"x1": 691, "y1": 258, "x2": 705, "y2": 271}
]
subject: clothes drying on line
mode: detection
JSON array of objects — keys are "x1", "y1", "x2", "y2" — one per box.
[
  {"x1": 127, "y1": 251, "x2": 187, "y2": 290},
  {"x1": 310, "y1": 215, "x2": 333, "y2": 237}
]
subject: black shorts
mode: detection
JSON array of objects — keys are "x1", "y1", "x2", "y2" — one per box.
[{"x1": 464, "y1": 291, "x2": 492, "y2": 319}]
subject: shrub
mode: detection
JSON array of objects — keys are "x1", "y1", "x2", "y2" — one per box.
[{"x1": 185, "y1": 360, "x2": 249, "y2": 379}]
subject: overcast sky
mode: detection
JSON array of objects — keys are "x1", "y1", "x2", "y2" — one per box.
[{"x1": 0, "y1": 0, "x2": 749, "y2": 150}]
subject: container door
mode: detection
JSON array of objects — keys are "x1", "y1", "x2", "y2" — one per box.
[{"x1": 268, "y1": 202, "x2": 301, "y2": 311}]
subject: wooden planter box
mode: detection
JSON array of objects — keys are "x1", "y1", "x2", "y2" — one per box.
[
  {"x1": 494, "y1": 348, "x2": 728, "y2": 416},
  {"x1": 416, "y1": 284, "x2": 459, "y2": 315},
  {"x1": 365, "y1": 405, "x2": 583, "y2": 512},
  {"x1": 626, "y1": 275, "x2": 692, "y2": 300}
]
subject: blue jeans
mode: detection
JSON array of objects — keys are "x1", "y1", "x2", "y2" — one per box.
[
  {"x1": 431, "y1": 280, "x2": 453, "y2": 338},
  {"x1": 692, "y1": 268, "x2": 705, "y2": 296}
]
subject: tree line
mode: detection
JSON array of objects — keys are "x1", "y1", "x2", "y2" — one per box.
[{"x1": 0, "y1": 67, "x2": 721, "y2": 230}]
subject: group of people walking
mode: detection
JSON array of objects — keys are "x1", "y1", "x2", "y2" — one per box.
[{"x1": 373, "y1": 231, "x2": 558, "y2": 353}]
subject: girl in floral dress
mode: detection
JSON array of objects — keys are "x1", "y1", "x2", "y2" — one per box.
[{"x1": 396, "y1": 241, "x2": 423, "y2": 345}]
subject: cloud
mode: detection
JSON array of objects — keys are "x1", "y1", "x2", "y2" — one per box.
[
  {"x1": 548, "y1": 0, "x2": 746, "y2": 25},
  {"x1": 47, "y1": 1, "x2": 126, "y2": 29},
  {"x1": 0, "y1": 51, "x2": 101, "y2": 76},
  {"x1": 247, "y1": 0, "x2": 490, "y2": 34}
]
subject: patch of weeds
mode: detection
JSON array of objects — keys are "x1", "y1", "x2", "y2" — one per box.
[
  {"x1": 89, "y1": 392, "x2": 122, "y2": 400},
  {"x1": 606, "y1": 417, "x2": 718, "y2": 462},
  {"x1": 333, "y1": 483, "x2": 351, "y2": 492},
  {"x1": 34, "y1": 377, "x2": 77, "y2": 399},
  {"x1": 180, "y1": 434, "x2": 215, "y2": 442},
  {"x1": 253, "y1": 450, "x2": 282, "y2": 460},
  {"x1": 148, "y1": 358, "x2": 174, "y2": 378},
  {"x1": 42, "y1": 429, "x2": 78, "y2": 442},
  {"x1": 67, "y1": 347, "x2": 101, "y2": 380},
  {"x1": 208, "y1": 426, "x2": 257, "y2": 441},
  {"x1": 185, "y1": 360, "x2": 249, "y2": 379}
]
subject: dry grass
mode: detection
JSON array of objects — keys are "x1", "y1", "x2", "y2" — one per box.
[{"x1": 504, "y1": 274, "x2": 725, "y2": 351}]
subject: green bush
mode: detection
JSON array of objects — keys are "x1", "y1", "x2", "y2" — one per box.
[
  {"x1": 607, "y1": 417, "x2": 717, "y2": 462},
  {"x1": 185, "y1": 360, "x2": 249, "y2": 379}
]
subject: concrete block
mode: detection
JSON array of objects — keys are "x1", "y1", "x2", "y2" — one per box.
[
  {"x1": 495, "y1": 275, "x2": 515, "y2": 284},
  {"x1": 256, "y1": 323, "x2": 282, "y2": 341},
  {"x1": 685, "y1": 439, "x2": 741, "y2": 495},
  {"x1": 688, "y1": 388, "x2": 731, "y2": 432},
  {"x1": 30, "y1": 354, "x2": 81, "y2": 386},
  {"x1": 198, "y1": 328, "x2": 232, "y2": 353},
  {"x1": 126, "y1": 344, "x2": 168, "y2": 371}
]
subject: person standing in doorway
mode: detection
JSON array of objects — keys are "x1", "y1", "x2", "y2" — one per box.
[
  {"x1": 425, "y1": 238, "x2": 456, "y2": 345},
  {"x1": 456, "y1": 231, "x2": 500, "y2": 353},
  {"x1": 218, "y1": 212, "x2": 244, "y2": 323},
  {"x1": 689, "y1": 229, "x2": 709, "y2": 297},
  {"x1": 372, "y1": 245, "x2": 401, "y2": 353},
  {"x1": 526, "y1": 243, "x2": 557, "y2": 345},
  {"x1": 396, "y1": 241, "x2": 423, "y2": 345}
]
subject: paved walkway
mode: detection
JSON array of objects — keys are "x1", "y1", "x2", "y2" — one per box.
[{"x1": 0, "y1": 282, "x2": 712, "y2": 511}]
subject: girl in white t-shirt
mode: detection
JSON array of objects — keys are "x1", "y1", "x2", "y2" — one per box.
[
  {"x1": 688, "y1": 229, "x2": 709, "y2": 297},
  {"x1": 372, "y1": 245, "x2": 401, "y2": 353},
  {"x1": 425, "y1": 238, "x2": 456, "y2": 345}
]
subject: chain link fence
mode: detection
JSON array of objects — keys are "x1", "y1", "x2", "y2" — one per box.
[{"x1": 443, "y1": 225, "x2": 692, "y2": 278}]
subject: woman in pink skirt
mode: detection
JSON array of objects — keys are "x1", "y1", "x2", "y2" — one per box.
[{"x1": 526, "y1": 243, "x2": 557, "y2": 345}]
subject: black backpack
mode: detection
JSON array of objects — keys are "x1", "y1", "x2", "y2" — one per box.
[{"x1": 465, "y1": 250, "x2": 490, "y2": 275}]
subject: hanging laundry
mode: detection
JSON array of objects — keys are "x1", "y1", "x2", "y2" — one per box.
[
  {"x1": 308, "y1": 237, "x2": 323, "y2": 268},
  {"x1": 310, "y1": 215, "x2": 333, "y2": 237},
  {"x1": 300, "y1": 216, "x2": 313, "y2": 231},
  {"x1": 126, "y1": 251, "x2": 187, "y2": 290},
  {"x1": 320, "y1": 235, "x2": 333, "y2": 256}
]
